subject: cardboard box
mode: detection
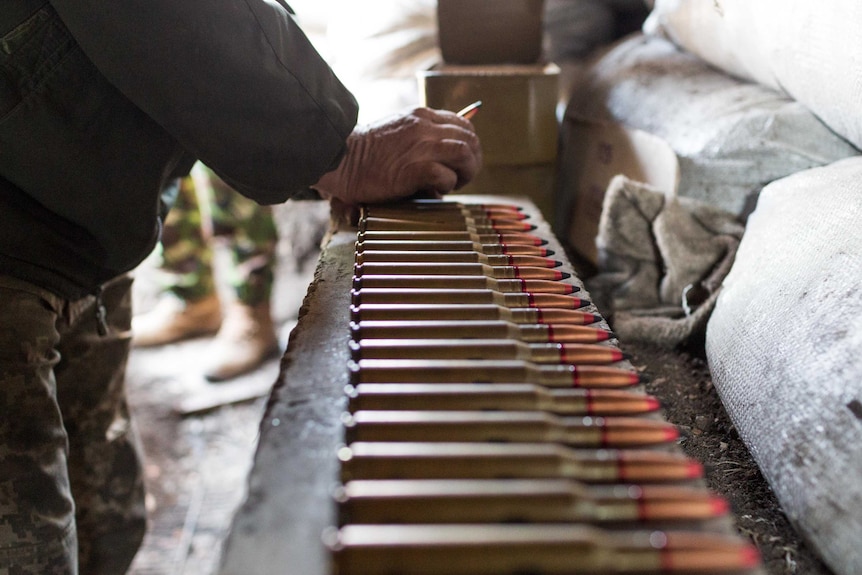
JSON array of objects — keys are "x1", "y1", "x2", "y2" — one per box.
[
  {"x1": 556, "y1": 118, "x2": 680, "y2": 264},
  {"x1": 418, "y1": 62, "x2": 560, "y2": 221},
  {"x1": 418, "y1": 63, "x2": 560, "y2": 167},
  {"x1": 437, "y1": 0, "x2": 545, "y2": 65}
]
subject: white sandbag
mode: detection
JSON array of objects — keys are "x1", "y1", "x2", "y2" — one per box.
[
  {"x1": 564, "y1": 33, "x2": 860, "y2": 218},
  {"x1": 644, "y1": 0, "x2": 862, "y2": 151},
  {"x1": 706, "y1": 157, "x2": 862, "y2": 575}
]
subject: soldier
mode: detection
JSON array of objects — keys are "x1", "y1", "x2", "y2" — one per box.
[
  {"x1": 133, "y1": 169, "x2": 281, "y2": 381},
  {"x1": 0, "y1": 1, "x2": 482, "y2": 573}
]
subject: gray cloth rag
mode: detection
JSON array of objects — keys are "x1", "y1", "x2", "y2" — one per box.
[{"x1": 587, "y1": 175, "x2": 744, "y2": 347}]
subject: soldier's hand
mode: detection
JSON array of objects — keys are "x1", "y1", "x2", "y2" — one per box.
[{"x1": 312, "y1": 107, "x2": 482, "y2": 204}]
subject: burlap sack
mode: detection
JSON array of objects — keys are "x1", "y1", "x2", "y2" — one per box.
[
  {"x1": 706, "y1": 157, "x2": 862, "y2": 575},
  {"x1": 644, "y1": 0, "x2": 862, "y2": 151},
  {"x1": 564, "y1": 33, "x2": 860, "y2": 219},
  {"x1": 587, "y1": 175, "x2": 743, "y2": 347}
]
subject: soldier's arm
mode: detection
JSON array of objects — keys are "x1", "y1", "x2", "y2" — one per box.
[{"x1": 48, "y1": 0, "x2": 358, "y2": 203}]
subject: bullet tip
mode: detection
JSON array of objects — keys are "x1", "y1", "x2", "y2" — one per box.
[
  {"x1": 710, "y1": 496, "x2": 731, "y2": 516},
  {"x1": 741, "y1": 545, "x2": 762, "y2": 568},
  {"x1": 686, "y1": 460, "x2": 705, "y2": 479},
  {"x1": 595, "y1": 330, "x2": 616, "y2": 342},
  {"x1": 645, "y1": 397, "x2": 662, "y2": 412}
]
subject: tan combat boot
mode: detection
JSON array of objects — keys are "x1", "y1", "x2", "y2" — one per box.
[
  {"x1": 202, "y1": 301, "x2": 280, "y2": 381},
  {"x1": 132, "y1": 293, "x2": 222, "y2": 347}
]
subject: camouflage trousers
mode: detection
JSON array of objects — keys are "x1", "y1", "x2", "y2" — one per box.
[
  {"x1": 0, "y1": 274, "x2": 145, "y2": 575},
  {"x1": 158, "y1": 168, "x2": 278, "y2": 307}
]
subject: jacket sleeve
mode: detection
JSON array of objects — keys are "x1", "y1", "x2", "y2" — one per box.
[{"x1": 47, "y1": 0, "x2": 359, "y2": 203}]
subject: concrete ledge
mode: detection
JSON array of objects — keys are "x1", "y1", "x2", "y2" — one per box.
[{"x1": 219, "y1": 230, "x2": 356, "y2": 575}]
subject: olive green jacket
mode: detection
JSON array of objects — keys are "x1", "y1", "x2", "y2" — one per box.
[{"x1": 0, "y1": 0, "x2": 357, "y2": 298}]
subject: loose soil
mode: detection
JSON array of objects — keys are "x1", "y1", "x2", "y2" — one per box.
[{"x1": 626, "y1": 340, "x2": 833, "y2": 575}]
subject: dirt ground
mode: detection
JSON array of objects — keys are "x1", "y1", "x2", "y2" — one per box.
[
  {"x1": 626, "y1": 340, "x2": 832, "y2": 575},
  {"x1": 125, "y1": 201, "x2": 327, "y2": 575},
  {"x1": 123, "y1": 201, "x2": 833, "y2": 575}
]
